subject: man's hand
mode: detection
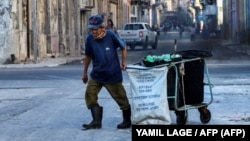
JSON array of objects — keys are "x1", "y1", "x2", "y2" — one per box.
[
  {"x1": 82, "y1": 73, "x2": 88, "y2": 84},
  {"x1": 121, "y1": 62, "x2": 127, "y2": 71}
]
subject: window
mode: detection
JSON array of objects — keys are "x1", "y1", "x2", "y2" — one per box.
[{"x1": 124, "y1": 24, "x2": 143, "y2": 30}]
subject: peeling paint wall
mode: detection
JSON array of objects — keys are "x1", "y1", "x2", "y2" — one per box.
[
  {"x1": 0, "y1": 0, "x2": 82, "y2": 64},
  {"x1": 0, "y1": 0, "x2": 126, "y2": 64},
  {"x1": 0, "y1": 0, "x2": 14, "y2": 63},
  {"x1": 37, "y1": 0, "x2": 47, "y2": 58}
]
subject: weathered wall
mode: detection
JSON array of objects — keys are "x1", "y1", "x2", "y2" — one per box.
[
  {"x1": 110, "y1": 2, "x2": 117, "y2": 26},
  {"x1": 58, "y1": 0, "x2": 67, "y2": 56},
  {"x1": 37, "y1": 0, "x2": 47, "y2": 58},
  {"x1": 0, "y1": 0, "x2": 29, "y2": 64},
  {"x1": 47, "y1": 0, "x2": 59, "y2": 57},
  {"x1": 0, "y1": 0, "x2": 15, "y2": 64},
  {"x1": 0, "y1": 0, "x2": 126, "y2": 64}
]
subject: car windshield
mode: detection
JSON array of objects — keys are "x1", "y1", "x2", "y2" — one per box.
[{"x1": 124, "y1": 24, "x2": 144, "y2": 30}]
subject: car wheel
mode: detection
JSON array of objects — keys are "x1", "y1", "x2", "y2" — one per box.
[{"x1": 130, "y1": 45, "x2": 135, "y2": 50}]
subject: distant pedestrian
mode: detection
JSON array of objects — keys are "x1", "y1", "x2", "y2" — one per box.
[
  {"x1": 190, "y1": 25, "x2": 196, "y2": 41},
  {"x1": 179, "y1": 24, "x2": 184, "y2": 39},
  {"x1": 106, "y1": 18, "x2": 118, "y2": 35},
  {"x1": 163, "y1": 23, "x2": 169, "y2": 34},
  {"x1": 82, "y1": 14, "x2": 131, "y2": 130}
]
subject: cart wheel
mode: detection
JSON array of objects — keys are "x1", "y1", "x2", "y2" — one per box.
[
  {"x1": 176, "y1": 110, "x2": 188, "y2": 125},
  {"x1": 198, "y1": 107, "x2": 211, "y2": 124}
]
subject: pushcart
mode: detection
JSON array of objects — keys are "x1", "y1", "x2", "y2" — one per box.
[{"x1": 126, "y1": 50, "x2": 214, "y2": 125}]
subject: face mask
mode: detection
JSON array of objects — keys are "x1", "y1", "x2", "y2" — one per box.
[{"x1": 91, "y1": 27, "x2": 107, "y2": 40}]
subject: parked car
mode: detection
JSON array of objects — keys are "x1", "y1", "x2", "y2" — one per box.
[{"x1": 118, "y1": 22, "x2": 158, "y2": 50}]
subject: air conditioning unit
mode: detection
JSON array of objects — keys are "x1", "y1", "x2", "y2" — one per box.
[
  {"x1": 80, "y1": 0, "x2": 95, "y2": 9},
  {"x1": 151, "y1": 0, "x2": 156, "y2": 5}
]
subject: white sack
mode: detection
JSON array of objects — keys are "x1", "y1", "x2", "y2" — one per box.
[{"x1": 127, "y1": 65, "x2": 171, "y2": 125}]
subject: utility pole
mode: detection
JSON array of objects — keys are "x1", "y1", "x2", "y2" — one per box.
[{"x1": 32, "y1": 0, "x2": 38, "y2": 63}]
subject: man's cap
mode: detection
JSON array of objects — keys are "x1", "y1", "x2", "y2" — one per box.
[{"x1": 88, "y1": 15, "x2": 104, "y2": 29}]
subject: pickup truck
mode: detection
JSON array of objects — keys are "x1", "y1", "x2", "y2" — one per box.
[{"x1": 118, "y1": 22, "x2": 158, "y2": 50}]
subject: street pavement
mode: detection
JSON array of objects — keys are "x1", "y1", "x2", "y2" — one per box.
[{"x1": 1, "y1": 36, "x2": 250, "y2": 141}]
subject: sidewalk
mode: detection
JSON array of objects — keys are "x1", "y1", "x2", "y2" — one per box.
[
  {"x1": 0, "y1": 56, "x2": 83, "y2": 69},
  {"x1": 221, "y1": 40, "x2": 250, "y2": 56}
]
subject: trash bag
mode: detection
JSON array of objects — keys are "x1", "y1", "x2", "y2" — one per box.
[{"x1": 174, "y1": 50, "x2": 212, "y2": 59}]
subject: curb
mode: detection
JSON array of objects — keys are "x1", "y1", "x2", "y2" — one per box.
[
  {"x1": 0, "y1": 57, "x2": 83, "y2": 69},
  {"x1": 223, "y1": 44, "x2": 250, "y2": 56}
]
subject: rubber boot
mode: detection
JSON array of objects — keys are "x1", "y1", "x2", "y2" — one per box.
[
  {"x1": 117, "y1": 107, "x2": 131, "y2": 129},
  {"x1": 82, "y1": 106, "x2": 103, "y2": 129}
]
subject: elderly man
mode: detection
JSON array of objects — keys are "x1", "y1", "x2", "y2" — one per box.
[{"x1": 81, "y1": 14, "x2": 131, "y2": 130}]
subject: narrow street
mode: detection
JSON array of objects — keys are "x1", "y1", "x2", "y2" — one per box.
[{"x1": 0, "y1": 30, "x2": 250, "y2": 141}]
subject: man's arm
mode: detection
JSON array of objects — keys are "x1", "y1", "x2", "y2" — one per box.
[
  {"x1": 121, "y1": 46, "x2": 127, "y2": 70},
  {"x1": 82, "y1": 55, "x2": 91, "y2": 83}
]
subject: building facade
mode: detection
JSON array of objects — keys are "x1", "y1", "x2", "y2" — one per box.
[
  {"x1": 0, "y1": 0, "x2": 128, "y2": 64},
  {"x1": 222, "y1": 0, "x2": 250, "y2": 44},
  {"x1": 2, "y1": 0, "x2": 248, "y2": 64}
]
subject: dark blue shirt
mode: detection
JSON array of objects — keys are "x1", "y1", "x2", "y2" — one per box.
[{"x1": 85, "y1": 30, "x2": 126, "y2": 83}]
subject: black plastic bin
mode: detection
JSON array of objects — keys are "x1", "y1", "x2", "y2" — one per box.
[
  {"x1": 167, "y1": 50, "x2": 212, "y2": 108},
  {"x1": 181, "y1": 59, "x2": 205, "y2": 105}
]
